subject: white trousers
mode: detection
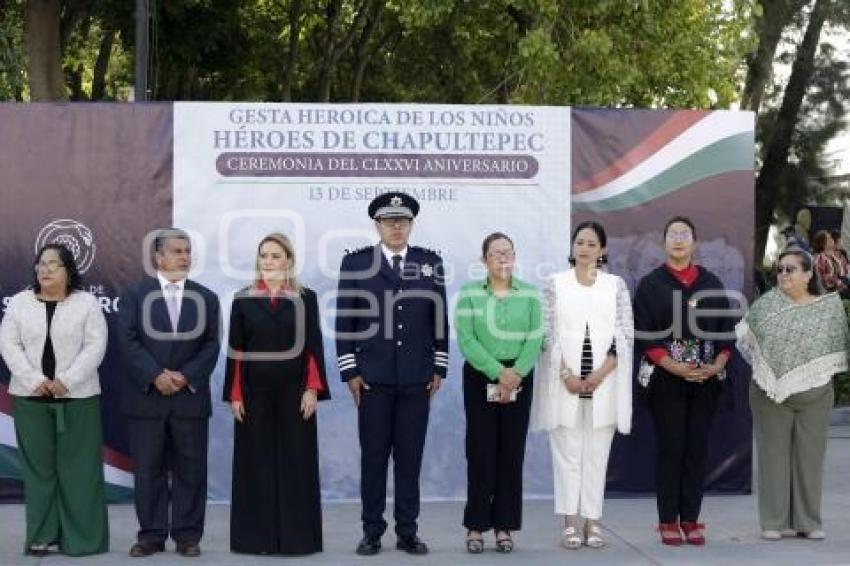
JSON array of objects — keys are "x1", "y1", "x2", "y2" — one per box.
[{"x1": 549, "y1": 400, "x2": 616, "y2": 519}]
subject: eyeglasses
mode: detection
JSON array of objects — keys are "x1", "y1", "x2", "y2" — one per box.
[
  {"x1": 378, "y1": 217, "x2": 411, "y2": 228},
  {"x1": 487, "y1": 250, "x2": 515, "y2": 260},
  {"x1": 666, "y1": 231, "x2": 694, "y2": 242},
  {"x1": 35, "y1": 260, "x2": 65, "y2": 272},
  {"x1": 776, "y1": 264, "x2": 799, "y2": 275}
]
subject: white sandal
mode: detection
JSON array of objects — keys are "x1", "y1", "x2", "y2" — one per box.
[
  {"x1": 561, "y1": 526, "x2": 582, "y2": 550},
  {"x1": 584, "y1": 523, "x2": 606, "y2": 548}
]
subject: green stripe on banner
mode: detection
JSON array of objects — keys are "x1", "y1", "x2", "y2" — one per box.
[
  {"x1": 573, "y1": 132, "x2": 753, "y2": 212},
  {"x1": 0, "y1": 444, "x2": 133, "y2": 502},
  {"x1": 105, "y1": 483, "x2": 134, "y2": 503},
  {"x1": 0, "y1": 444, "x2": 21, "y2": 479}
]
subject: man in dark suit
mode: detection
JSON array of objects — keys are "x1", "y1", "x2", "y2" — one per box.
[
  {"x1": 335, "y1": 192, "x2": 449, "y2": 556},
  {"x1": 118, "y1": 228, "x2": 221, "y2": 558}
]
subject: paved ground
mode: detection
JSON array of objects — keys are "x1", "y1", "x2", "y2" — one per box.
[{"x1": 1, "y1": 425, "x2": 849, "y2": 565}]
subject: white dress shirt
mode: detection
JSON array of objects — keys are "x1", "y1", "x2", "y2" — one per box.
[
  {"x1": 157, "y1": 272, "x2": 186, "y2": 323},
  {"x1": 381, "y1": 244, "x2": 408, "y2": 270}
]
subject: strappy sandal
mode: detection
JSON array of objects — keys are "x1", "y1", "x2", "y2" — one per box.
[
  {"x1": 465, "y1": 531, "x2": 484, "y2": 554},
  {"x1": 680, "y1": 521, "x2": 705, "y2": 545},
  {"x1": 561, "y1": 526, "x2": 582, "y2": 550},
  {"x1": 495, "y1": 531, "x2": 514, "y2": 553},
  {"x1": 584, "y1": 522, "x2": 606, "y2": 548},
  {"x1": 658, "y1": 522, "x2": 683, "y2": 546}
]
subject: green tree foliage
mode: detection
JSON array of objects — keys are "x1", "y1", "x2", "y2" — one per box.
[
  {"x1": 4, "y1": 0, "x2": 758, "y2": 105},
  {"x1": 0, "y1": 0, "x2": 26, "y2": 101},
  {"x1": 514, "y1": 0, "x2": 755, "y2": 107},
  {"x1": 750, "y1": 0, "x2": 850, "y2": 262}
]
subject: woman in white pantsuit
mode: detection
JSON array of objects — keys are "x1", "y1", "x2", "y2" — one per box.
[{"x1": 532, "y1": 221, "x2": 633, "y2": 550}]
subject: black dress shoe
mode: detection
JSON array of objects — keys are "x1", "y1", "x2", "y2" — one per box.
[
  {"x1": 175, "y1": 541, "x2": 202, "y2": 557},
  {"x1": 396, "y1": 535, "x2": 429, "y2": 555},
  {"x1": 356, "y1": 536, "x2": 381, "y2": 555},
  {"x1": 129, "y1": 541, "x2": 165, "y2": 557}
]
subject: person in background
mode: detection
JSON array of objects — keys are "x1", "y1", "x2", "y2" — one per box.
[
  {"x1": 633, "y1": 216, "x2": 733, "y2": 547},
  {"x1": 532, "y1": 221, "x2": 633, "y2": 551},
  {"x1": 0, "y1": 244, "x2": 109, "y2": 557},
  {"x1": 829, "y1": 231, "x2": 848, "y2": 263},
  {"x1": 812, "y1": 230, "x2": 846, "y2": 293},
  {"x1": 829, "y1": 230, "x2": 850, "y2": 291},
  {"x1": 455, "y1": 232, "x2": 543, "y2": 554},
  {"x1": 737, "y1": 248, "x2": 846, "y2": 541},
  {"x1": 224, "y1": 233, "x2": 330, "y2": 555}
]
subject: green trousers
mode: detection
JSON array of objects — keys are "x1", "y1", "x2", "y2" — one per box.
[
  {"x1": 13, "y1": 396, "x2": 109, "y2": 556},
  {"x1": 750, "y1": 381, "x2": 833, "y2": 532}
]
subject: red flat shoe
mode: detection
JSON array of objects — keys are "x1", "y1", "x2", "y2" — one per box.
[
  {"x1": 658, "y1": 522, "x2": 683, "y2": 546},
  {"x1": 680, "y1": 521, "x2": 705, "y2": 546}
]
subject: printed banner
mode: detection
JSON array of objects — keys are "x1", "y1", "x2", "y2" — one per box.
[{"x1": 173, "y1": 103, "x2": 572, "y2": 499}]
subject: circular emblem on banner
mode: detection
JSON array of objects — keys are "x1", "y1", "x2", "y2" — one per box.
[{"x1": 35, "y1": 219, "x2": 97, "y2": 274}]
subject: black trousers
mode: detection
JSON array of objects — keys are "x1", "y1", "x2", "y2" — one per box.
[
  {"x1": 648, "y1": 371, "x2": 719, "y2": 523},
  {"x1": 463, "y1": 363, "x2": 533, "y2": 532},
  {"x1": 358, "y1": 382, "x2": 430, "y2": 539},
  {"x1": 230, "y1": 377, "x2": 322, "y2": 555},
  {"x1": 127, "y1": 416, "x2": 209, "y2": 544}
]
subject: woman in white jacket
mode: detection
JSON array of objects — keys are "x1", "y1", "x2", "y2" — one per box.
[
  {"x1": 0, "y1": 244, "x2": 108, "y2": 557},
  {"x1": 532, "y1": 221, "x2": 633, "y2": 550}
]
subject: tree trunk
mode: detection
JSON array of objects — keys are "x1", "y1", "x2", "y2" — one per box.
[
  {"x1": 351, "y1": 1, "x2": 382, "y2": 102},
  {"x1": 66, "y1": 63, "x2": 84, "y2": 99},
  {"x1": 754, "y1": 0, "x2": 832, "y2": 262},
  {"x1": 497, "y1": 79, "x2": 510, "y2": 104},
  {"x1": 59, "y1": 0, "x2": 92, "y2": 52},
  {"x1": 741, "y1": 0, "x2": 808, "y2": 113},
  {"x1": 65, "y1": 15, "x2": 90, "y2": 100},
  {"x1": 91, "y1": 28, "x2": 115, "y2": 100},
  {"x1": 281, "y1": 0, "x2": 303, "y2": 101},
  {"x1": 318, "y1": 0, "x2": 371, "y2": 102},
  {"x1": 25, "y1": 0, "x2": 66, "y2": 100},
  {"x1": 317, "y1": 0, "x2": 341, "y2": 102}
]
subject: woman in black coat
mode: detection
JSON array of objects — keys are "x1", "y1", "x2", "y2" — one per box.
[
  {"x1": 633, "y1": 217, "x2": 733, "y2": 547},
  {"x1": 223, "y1": 233, "x2": 330, "y2": 555}
]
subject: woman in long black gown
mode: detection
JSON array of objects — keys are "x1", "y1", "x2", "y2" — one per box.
[{"x1": 223, "y1": 232, "x2": 330, "y2": 555}]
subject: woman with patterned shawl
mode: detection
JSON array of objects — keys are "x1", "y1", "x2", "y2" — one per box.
[{"x1": 737, "y1": 247, "x2": 849, "y2": 541}]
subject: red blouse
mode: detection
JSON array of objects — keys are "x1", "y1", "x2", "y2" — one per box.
[{"x1": 229, "y1": 281, "x2": 325, "y2": 402}]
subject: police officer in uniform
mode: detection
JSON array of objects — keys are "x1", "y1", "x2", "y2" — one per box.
[{"x1": 335, "y1": 192, "x2": 449, "y2": 555}]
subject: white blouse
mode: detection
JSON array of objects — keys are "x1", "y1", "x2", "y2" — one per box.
[{"x1": 1, "y1": 290, "x2": 107, "y2": 398}]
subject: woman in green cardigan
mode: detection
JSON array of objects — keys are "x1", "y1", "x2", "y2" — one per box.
[{"x1": 455, "y1": 232, "x2": 543, "y2": 554}]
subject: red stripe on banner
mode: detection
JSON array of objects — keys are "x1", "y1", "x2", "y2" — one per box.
[
  {"x1": 0, "y1": 383, "x2": 10, "y2": 415},
  {"x1": 572, "y1": 110, "x2": 709, "y2": 193},
  {"x1": 102, "y1": 446, "x2": 134, "y2": 472}
]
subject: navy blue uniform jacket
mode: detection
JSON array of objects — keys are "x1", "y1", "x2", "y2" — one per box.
[{"x1": 335, "y1": 245, "x2": 449, "y2": 384}]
